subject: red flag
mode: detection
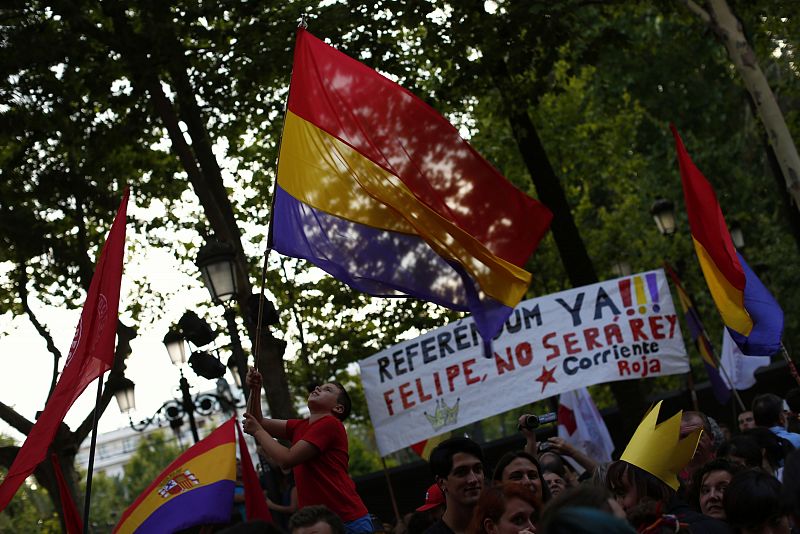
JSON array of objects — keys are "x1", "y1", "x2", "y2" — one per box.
[
  {"x1": 51, "y1": 454, "x2": 83, "y2": 534},
  {"x1": 235, "y1": 421, "x2": 272, "y2": 522},
  {"x1": 0, "y1": 189, "x2": 129, "y2": 511}
]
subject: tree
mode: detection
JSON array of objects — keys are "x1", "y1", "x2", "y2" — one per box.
[
  {"x1": 120, "y1": 431, "x2": 182, "y2": 504},
  {"x1": 0, "y1": 437, "x2": 60, "y2": 533},
  {"x1": 681, "y1": 0, "x2": 800, "y2": 212}
]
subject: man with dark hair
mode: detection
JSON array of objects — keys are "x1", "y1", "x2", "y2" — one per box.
[
  {"x1": 424, "y1": 437, "x2": 485, "y2": 534},
  {"x1": 752, "y1": 393, "x2": 800, "y2": 448},
  {"x1": 289, "y1": 505, "x2": 346, "y2": 534},
  {"x1": 737, "y1": 410, "x2": 755, "y2": 432},
  {"x1": 244, "y1": 371, "x2": 371, "y2": 534},
  {"x1": 785, "y1": 388, "x2": 800, "y2": 433}
]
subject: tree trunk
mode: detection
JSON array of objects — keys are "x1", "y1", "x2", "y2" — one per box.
[
  {"x1": 98, "y1": 1, "x2": 293, "y2": 419},
  {"x1": 257, "y1": 331, "x2": 297, "y2": 419},
  {"x1": 701, "y1": 0, "x2": 800, "y2": 209},
  {"x1": 491, "y1": 61, "x2": 645, "y2": 436}
]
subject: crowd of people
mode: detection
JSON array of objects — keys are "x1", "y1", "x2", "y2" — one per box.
[{"x1": 220, "y1": 369, "x2": 800, "y2": 534}]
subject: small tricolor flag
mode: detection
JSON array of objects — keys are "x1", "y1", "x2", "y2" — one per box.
[
  {"x1": 272, "y1": 29, "x2": 552, "y2": 347},
  {"x1": 410, "y1": 432, "x2": 452, "y2": 461},
  {"x1": 671, "y1": 125, "x2": 783, "y2": 356},
  {"x1": 666, "y1": 264, "x2": 730, "y2": 404},
  {"x1": 114, "y1": 419, "x2": 238, "y2": 533}
]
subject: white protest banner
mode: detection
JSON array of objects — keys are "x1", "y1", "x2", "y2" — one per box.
[{"x1": 358, "y1": 269, "x2": 689, "y2": 456}]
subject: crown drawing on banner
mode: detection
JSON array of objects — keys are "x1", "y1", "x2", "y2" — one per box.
[
  {"x1": 620, "y1": 401, "x2": 702, "y2": 491},
  {"x1": 424, "y1": 398, "x2": 460, "y2": 431}
]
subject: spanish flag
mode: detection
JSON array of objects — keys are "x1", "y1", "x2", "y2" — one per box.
[
  {"x1": 672, "y1": 125, "x2": 783, "y2": 356},
  {"x1": 273, "y1": 29, "x2": 552, "y2": 346},
  {"x1": 114, "y1": 419, "x2": 237, "y2": 533}
]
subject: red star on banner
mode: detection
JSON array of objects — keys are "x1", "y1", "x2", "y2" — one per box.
[{"x1": 535, "y1": 365, "x2": 557, "y2": 393}]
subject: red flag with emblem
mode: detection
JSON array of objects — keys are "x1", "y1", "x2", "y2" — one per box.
[{"x1": 0, "y1": 189, "x2": 129, "y2": 511}]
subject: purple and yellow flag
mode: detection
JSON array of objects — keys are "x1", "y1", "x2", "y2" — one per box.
[
  {"x1": 114, "y1": 419, "x2": 237, "y2": 533},
  {"x1": 273, "y1": 29, "x2": 553, "y2": 345},
  {"x1": 666, "y1": 264, "x2": 730, "y2": 404},
  {"x1": 672, "y1": 125, "x2": 783, "y2": 356}
]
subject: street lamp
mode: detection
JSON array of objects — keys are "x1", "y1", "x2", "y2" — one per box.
[
  {"x1": 163, "y1": 329, "x2": 201, "y2": 443},
  {"x1": 611, "y1": 261, "x2": 632, "y2": 277},
  {"x1": 112, "y1": 376, "x2": 136, "y2": 414},
  {"x1": 196, "y1": 239, "x2": 238, "y2": 304},
  {"x1": 119, "y1": 330, "x2": 245, "y2": 445},
  {"x1": 650, "y1": 199, "x2": 677, "y2": 237},
  {"x1": 163, "y1": 329, "x2": 187, "y2": 366},
  {"x1": 196, "y1": 238, "x2": 249, "y2": 396},
  {"x1": 729, "y1": 223, "x2": 745, "y2": 249}
]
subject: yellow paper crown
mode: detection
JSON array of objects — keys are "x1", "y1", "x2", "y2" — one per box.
[{"x1": 620, "y1": 401, "x2": 702, "y2": 490}]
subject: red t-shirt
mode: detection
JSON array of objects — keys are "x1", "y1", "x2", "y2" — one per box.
[{"x1": 285, "y1": 416, "x2": 368, "y2": 521}]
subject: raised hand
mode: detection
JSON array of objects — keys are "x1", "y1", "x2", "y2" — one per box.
[
  {"x1": 242, "y1": 412, "x2": 263, "y2": 436},
  {"x1": 247, "y1": 367, "x2": 263, "y2": 389}
]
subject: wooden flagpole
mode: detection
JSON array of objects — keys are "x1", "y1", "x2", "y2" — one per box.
[
  {"x1": 381, "y1": 458, "x2": 401, "y2": 525},
  {"x1": 81, "y1": 377, "x2": 104, "y2": 533},
  {"x1": 780, "y1": 343, "x2": 800, "y2": 387},
  {"x1": 247, "y1": 19, "x2": 300, "y2": 413}
]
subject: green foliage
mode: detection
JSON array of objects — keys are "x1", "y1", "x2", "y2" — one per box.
[
  {"x1": 122, "y1": 430, "x2": 182, "y2": 502},
  {"x1": 82, "y1": 472, "x2": 128, "y2": 533},
  {"x1": 0, "y1": 436, "x2": 60, "y2": 532},
  {"x1": 347, "y1": 425, "x2": 395, "y2": 477}
]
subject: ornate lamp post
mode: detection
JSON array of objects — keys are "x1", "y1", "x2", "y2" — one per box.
[
  {"x1": 196, "y1": 238, "x2": 249, "y2": 397},
  {"x1": 115, "y1": 331, "x2": 206, "y2": 444}
]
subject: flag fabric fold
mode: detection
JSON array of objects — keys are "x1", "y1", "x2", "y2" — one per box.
[
  {"x1": 0, "y1": 189, "x2": 129, "y2": 512},
  {"x1": 114, "y1": 418, "x2": 238, "y2": 534},
  {"x1": 671, "y1": 125, "x2": 783, "y2": 356},
  {"x1": 236, "y1": 420, "x2": 272, "y2": 522},
  {"x1": 273, "y1": 29, "x2": 552, "y2": 344},
  {"x1": 720, "y1": 328, "x2": 770, "y2": 390},
  {"x1": 665, "y1": 264, "x2": 731, "y2": 404},
  {"x1": 51, "y1": 453, "x2": 83, "y2": 534},
  {"x1": 557, "y1": 388, "x2": 615, "y2": 466}
]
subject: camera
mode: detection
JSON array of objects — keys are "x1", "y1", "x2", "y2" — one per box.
[
  {"x1": 517, "y1": 412, "x2": 557, "y2": 430},
  {"x1": 537, "y1": 441, "x2": 554, "y2": 452}
]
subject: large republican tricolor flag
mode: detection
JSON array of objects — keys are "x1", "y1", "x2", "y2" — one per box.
[
  {"x1": 272, "y1": 29, "x2": 552, "y2": 347},
  {"x1": 0, "y1": 189, "x2": 129, "y2": 512},
  {"x1": 671, "y1": 126, "x2": 783, "y2": 356}
]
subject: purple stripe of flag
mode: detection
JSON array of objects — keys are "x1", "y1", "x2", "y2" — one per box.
[
  {"x1": 134, "y1": 480, "x2": 235, "y2": 533},
  {"x1": 273, "y1": 186, "x2": 512, "y2": 341},
  {"x1": 727, "y1": 253, "x2": 783, "y2": 355},
  {"x1": 683, "y1": 306, "x2": 704, "y2": 341},
  {"x1": 703, "y1": 361, "x2": 731, "y2": 404}
]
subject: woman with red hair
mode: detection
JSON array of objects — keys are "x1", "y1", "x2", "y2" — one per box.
[{"x1": 468, "y1": 484, "x2": 539, "y2": 534}]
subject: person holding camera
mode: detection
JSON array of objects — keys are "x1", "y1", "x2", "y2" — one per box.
[{"x1": 517, "y1": 413, "x2": 599, "y2": 481}]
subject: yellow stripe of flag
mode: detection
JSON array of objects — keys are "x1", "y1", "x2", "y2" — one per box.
[{"x1": 278, "y1": 111, "x2": 531, "y2": 308}]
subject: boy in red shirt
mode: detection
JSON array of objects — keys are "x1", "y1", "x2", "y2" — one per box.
[{"x1": 243, "y1": 369, "x2": 372, "y2": 534}]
